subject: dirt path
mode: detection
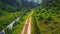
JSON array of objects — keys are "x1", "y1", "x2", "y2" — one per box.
[
  {"x1": 21, "y1": 17, "x2": 31, "y2": 34},
  {"x1": 21, "y1": 11, "x2": 34, "y2": 34}
]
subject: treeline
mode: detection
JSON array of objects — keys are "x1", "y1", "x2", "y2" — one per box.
[{"x1": 0, "y1": 0, "x2": 39, "y2": 12}]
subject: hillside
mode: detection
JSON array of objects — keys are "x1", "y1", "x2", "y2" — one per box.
[{"x1": 0, "y1": 0, "x2": 39, "y2": 12}]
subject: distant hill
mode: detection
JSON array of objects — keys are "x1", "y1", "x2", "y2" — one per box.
[
  {"x1": 0, "y1": 0, "x2": 39, "y2": 12},
  {"x1": 0, "y1": 0, "x2": 59, "y2": 12}
]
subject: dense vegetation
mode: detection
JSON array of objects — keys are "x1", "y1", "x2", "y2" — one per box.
[
  {"x1": 32, "y1": 4, "x2": 60, "y2": 34},
  {"x1": 0, "y1": 10, "x2": 21, "y2": 31},
  {"x1": 0, "y1": 0, "x2": 38, "y2": 12},
  {"x1": 0, "y1": 8, "x2": 31, "y2": 33},
  {"x1": 5, "y1": 11, "x2": 31, "y2": 34}
]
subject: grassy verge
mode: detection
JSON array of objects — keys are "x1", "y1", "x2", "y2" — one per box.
[
  {"x1": 31, "y1": 11, "x2": 40, "y2": 34},
  {"x1": 0, "y1": 12, "x2": 21, "y2": 31},
  {"x1": 12, "y1": 11, "x2": 32, "y2": 34}
]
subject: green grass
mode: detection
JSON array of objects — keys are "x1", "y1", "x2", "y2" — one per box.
[
  {"x1": 0, "y1": 11, "x2": 21, "y2": 31},
  {"x1": 11, "y1": 11, "x2": 31, "y2": 34},
  {"x1": 0, "y1": 8, "x2": 31, "y2": 34}
]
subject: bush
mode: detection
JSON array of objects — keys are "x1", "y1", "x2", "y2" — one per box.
[
  {"x1": 44, "y1": 20, "x2": 50, "y2": 24},
  {"x1": 39, "y1": 15, "x2": 43, "y2": 20},
  {"x1": 47, "y1": 16, "x2": 53, "y2": 21}
]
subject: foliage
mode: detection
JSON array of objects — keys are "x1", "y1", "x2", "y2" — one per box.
[
  {"x1": 0, "y1": 11, "x2": 21, "y2": 31},
  {"x1": 32, "y1": 5, "x2": 60, "y2": 34}
]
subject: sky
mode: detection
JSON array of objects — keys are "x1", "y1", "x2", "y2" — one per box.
[{"x1": 27, "y1": 0, "x2": 42, "y2": 4}]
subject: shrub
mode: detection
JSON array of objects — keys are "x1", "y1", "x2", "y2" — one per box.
[
  {"x1": 44, "y1": 20, "x2": 50, "y2": 24},
  {"x1": 47, "y1": 16, "x2": 53, "y2": 21},
  {"x1": 39, "y1": 15, "x2": 43, "y2": 20},
  {"x1": 49, "y1": 26, "x2": 56, "y2": 31}
]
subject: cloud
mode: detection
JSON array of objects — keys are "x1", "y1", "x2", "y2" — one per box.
[{"x1": 27, "y1": 0, "x2": 42, "y2": 4}]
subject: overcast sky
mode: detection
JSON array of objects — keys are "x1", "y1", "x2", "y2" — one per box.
[{"x1": 27, "y1": 0, "x2": 42, "y2": 4}]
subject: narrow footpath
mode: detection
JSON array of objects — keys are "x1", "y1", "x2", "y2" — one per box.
[
  {"x1": 21, "y1": 11, "x2": 34, "y2": 34},
  {"x1": 21, "y1": 17, "x2": 31, "y2": 34}
]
